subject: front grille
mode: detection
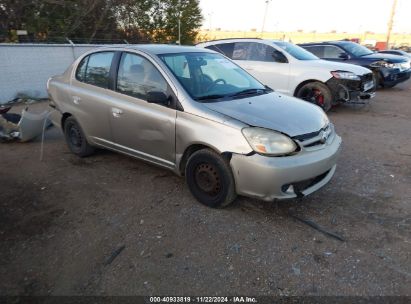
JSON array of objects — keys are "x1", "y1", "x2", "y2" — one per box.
[
  {"x1": 361, "y1": 72, "x2": 374, "y2": 83},
  {"x1": 360, "y1": 72, "x2": 376, "y2": 93},
  {"x1": 281, "y1": 170, "x2": 330, "y2": 194},
  {"x1": 293, "y1": 123, "x2": 334, "y2": 148}
]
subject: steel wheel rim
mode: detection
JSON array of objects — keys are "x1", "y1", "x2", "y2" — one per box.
[
  {"x1": 194, "y1": 163, "x2": 221, "y2": 196},
  {"x1": 69, "y1": 125, "x2": 82, "y2": 148}
]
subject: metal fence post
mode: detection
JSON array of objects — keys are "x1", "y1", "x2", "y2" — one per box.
[{"x1": 66, "y1": 37, "x2": 76, "y2": 60}]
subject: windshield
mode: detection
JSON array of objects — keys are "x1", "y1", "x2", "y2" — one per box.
[
  {"x1": 158, "y1": 52, "x2": 269, "y2": 101},
  {"x1": 273, "y1": 41, "x2": 319, "y2": 60},
  {"x1": 339, "y1": 42, "x2": 373, "y2": 57}
]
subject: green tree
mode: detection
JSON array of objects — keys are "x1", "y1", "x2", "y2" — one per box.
[
  {"x1": 118, "y1": 0, "x2": 203, "y2": 44},
  {"x1": 164, "y1": 0, "x2": 203, "y2": 44},
  {"x1": 0, "y1": 0, "x2": 203, "y2": 44},
  {"x1": 0, "y1": 0, "x2": 122, "y2": 42},
  {"x1": 116, "y1": 0, "x2": 166, "y2": 42}
]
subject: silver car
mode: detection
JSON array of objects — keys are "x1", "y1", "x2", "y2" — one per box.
[{"x1": 47, "y1": 45, "x2": 342, "y2": 208}]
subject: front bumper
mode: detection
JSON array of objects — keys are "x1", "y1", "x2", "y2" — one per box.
[
  {"x1": 326, "y1": 73, "x2": 376, "y2": 104},
  {"x1": 230, "y1": 133, "x2": 342, "y2": 201},
  {"x1": 380, "y1": 68, "x2": 411, "y2": 86}
]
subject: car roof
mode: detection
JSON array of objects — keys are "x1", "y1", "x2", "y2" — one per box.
[
  {"x1": 198, "y1": 38, "x2": 284, "y2": 45},
  {"x1": 299, "y1": 41, "x2": 352, "y2": 45},
  {"x1": 380, "y1": 49, "x2": 403, "y2": 53},
  {"x1": 91, "y1": 44, "x2": 214, "y2": 55}
]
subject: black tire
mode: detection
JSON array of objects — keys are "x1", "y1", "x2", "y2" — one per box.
[
  {"x1": 372, "y1": 70, "x2": 395, "y2": 88},
  {"x1": 63, "y1": 117, "x2": 95, "y2": 157},
  {"x1": 185, "y1": 149, "x2": 237, "y2": 208},
  {"x1": 372, "y1": 70, "x2": 397, "y2": 88},
  {"x1": 296, "y1": 82, "x2": 332, "y2": 112}
]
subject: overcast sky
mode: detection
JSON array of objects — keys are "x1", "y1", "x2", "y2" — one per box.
[{"x1": 199, "y1": 0, "x2": 411, "y2": 33}]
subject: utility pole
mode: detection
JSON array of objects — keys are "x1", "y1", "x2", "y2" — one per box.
[
  {"x1": 260, "y1": 0, "x2": 272, "y2": 37},
  {"x1": 177, "y1": 0, "x2": 182, "y2": 45},
  {"x1": 386, "y1": 0, "x2": 398, "y2": 48},
  {"x1": 178, "y1": 18, "x2": 181, "y2": 45}
]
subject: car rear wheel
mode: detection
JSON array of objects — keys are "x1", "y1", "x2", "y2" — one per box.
[
  {"x1": 64, "y1": 117, "x2": 95, "y2": 157},
  {"x1": 296, "y1": 82, "x2": 332, "y2": 112},
  {"x1": 185, "y1": 149, "x2": 237, "y2": 208}
]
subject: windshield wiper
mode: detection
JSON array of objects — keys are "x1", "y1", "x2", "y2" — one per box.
[
  {"x1": 195, "y1": 94, "x2": 228, "y2": 101},
  {"x1": 228, "y1": 88, "x2": 270, "y2": 98},
  {"x1": 195, "y1": 88, "x2": 272, "y2": 101}
]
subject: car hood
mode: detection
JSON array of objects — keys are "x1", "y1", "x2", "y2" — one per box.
[
  {"x1": 203, "y1": 92, "x2": 329, "y2": 137},
  {"x1": 360, "y1": 53, "x2": 408, "y2": 63},
  {"x1": 307, "y1": 59, "x2": 371, "y2": 75}
]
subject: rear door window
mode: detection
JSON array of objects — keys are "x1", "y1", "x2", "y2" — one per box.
[
  {"x1": 205, "y1": 43, "x2": 235, "y2": 58},
  {"x1": 303, "y1": 45, "x2": 324, "y2": 58},
  {"x1": 232, "y1": 42, "x2": 277, "y2": 62},
  {"x1": 303, "y1": 45, "x2": 325, "y2": 57},
  {"x1": 80, "y1": 52, "x2": 114, "y2": 89},
  {"x1": 232, "y1": 42, "x2": 251, "y2": 60}
]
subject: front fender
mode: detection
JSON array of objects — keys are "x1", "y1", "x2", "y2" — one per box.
[{"x1": 175, "y1": 111, "x2": 252, "y2": 171}]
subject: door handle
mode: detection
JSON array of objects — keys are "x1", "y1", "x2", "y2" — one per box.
[
  {"x1": 245, "y1": 67, "x2": 254, "y2": 71},
  {"x1": 72, "y1": 96, "x2": 81, "y2": 104},
  {"x1": 112, "y1": 107, "x2": 123, "y2": 118}
]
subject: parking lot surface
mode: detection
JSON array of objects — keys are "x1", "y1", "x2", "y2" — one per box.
[{"x1": 1, "y1": 81, "x2": 410, "y2": 296}]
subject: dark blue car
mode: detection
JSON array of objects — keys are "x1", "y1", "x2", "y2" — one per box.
[
  {"x1": 378, "y1": 49, "x2": 411, "y2": 60},
  {"x1": 299, "y1": 41, "x2": 411, "y2": 88}
]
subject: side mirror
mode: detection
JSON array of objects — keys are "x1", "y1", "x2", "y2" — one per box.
[
  {"x1": 339, "y1": 53, "x2": 349, "y2": 60},
  {"x1": 147, "y1": 91, "x2": 169, "y2": 105}
]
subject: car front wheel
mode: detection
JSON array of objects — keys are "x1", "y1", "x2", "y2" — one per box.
[
  {"x1": 296, "y1": 82, "x2": 332, "y2": 111},
  {"x1": 185, "y1": 149, "x2": 237, "y2": 208}
]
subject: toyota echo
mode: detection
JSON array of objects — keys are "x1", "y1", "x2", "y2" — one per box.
[{"x1": 47, "y1": 45, "x2": 342, "y2": 208}]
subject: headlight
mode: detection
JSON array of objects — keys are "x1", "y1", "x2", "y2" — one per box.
[
  {"x1": 399, "y1": 61, "x2": 411, "y2": 71},
  {"x1": 242, "y1": 127, "x2": 297, "y2": 156},
  {"x1": 370, "y1": 61, "x2": 395, "y2": 69},
  {"x1": 331, "y1": 71, "x2": 360, "y2": 80}
]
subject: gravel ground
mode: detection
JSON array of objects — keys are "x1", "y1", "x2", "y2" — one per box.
[{"x1": 0, "y1": 80, "x2": 410, "y2": 296}]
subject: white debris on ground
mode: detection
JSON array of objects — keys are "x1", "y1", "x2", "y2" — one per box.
[{"x1": 0, "y1": 99, "x2": 50, "y2": 142}]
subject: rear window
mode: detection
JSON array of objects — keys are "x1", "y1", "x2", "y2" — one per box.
[{"x1": 76, "y1": 52, "x2": 115, "y2": 89}]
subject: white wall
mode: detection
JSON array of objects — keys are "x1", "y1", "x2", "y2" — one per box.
[{"x1": 0, "y1": 44, "x2": 101, "y2": 104}]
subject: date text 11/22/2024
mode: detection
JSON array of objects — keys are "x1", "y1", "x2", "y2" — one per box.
[{"x1": 149, "y1": 296, "x2": 257, "y2": 303}]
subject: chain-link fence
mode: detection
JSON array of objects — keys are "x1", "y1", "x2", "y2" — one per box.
[{"x1": 0, "y1": 34, "x2": 151, "y2": 45}]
